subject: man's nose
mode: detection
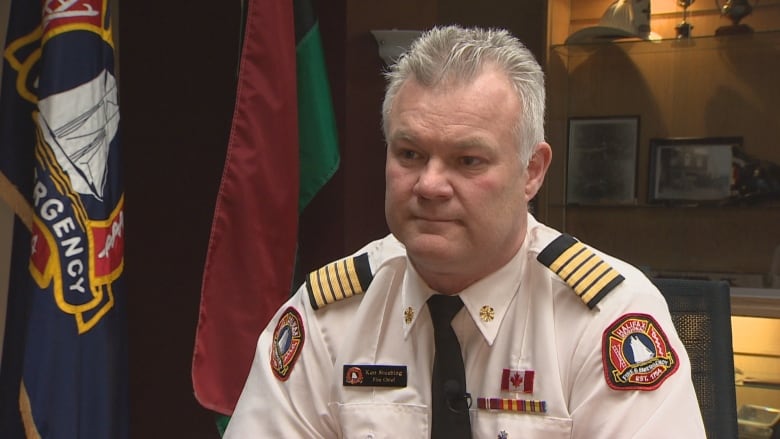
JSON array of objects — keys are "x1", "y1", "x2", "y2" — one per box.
[{"x1": 413, "y1": 160, "x2": 454, "y2": 199}]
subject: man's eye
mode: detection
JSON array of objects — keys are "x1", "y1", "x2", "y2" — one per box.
[
  {"x1": 400, "y1": 149, "x2": 419, "y2": 160},
  {"x1": 460, "y1": 156, "x2": 484, "y2": 167}
]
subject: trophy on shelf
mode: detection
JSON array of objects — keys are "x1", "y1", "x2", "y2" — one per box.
[
  {"x1": 715, "y1": 0, "x2": 756, "y2": 36},
  {"x1": 676, "y1": 0, "x2": 695, "y2": 39}
]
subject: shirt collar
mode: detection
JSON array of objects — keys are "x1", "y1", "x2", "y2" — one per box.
[{"x1": 401, "y1": 236, "x2": 529, "y2": 345}]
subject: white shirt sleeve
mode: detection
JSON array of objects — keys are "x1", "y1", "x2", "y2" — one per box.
[
  {"x1": 566, "y1": 277, "x2": 707, "y2": 438},
  {"x1": 223, "y1": 290, "x2": 338, "y2": 438}
]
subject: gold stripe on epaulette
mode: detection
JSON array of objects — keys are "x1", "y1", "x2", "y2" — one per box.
[
  {"x1": 537, "y1": 234, "x2": 624, "y2": 309},
  {"x1": 306, "y1": 253, "x2": 373, "y2": 310}
]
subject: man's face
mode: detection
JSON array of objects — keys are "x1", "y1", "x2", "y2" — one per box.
[{"x1": 384, "y1": 66, "x2": 546, "y2": 291}]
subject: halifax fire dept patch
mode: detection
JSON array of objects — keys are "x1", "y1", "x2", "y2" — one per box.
[
  {"x1": 270, "y1": 307, "x2": 305, "y2": 381},
  {"x1": 602, "y1": 313, "x2": 679, "y2": 390}
]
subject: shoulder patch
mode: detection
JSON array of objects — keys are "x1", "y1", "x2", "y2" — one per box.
[
  {"x1": 536, "y1": 234, "x2": 624, "y2": 308},
  {"x1": 602, "y1": 313, "x2": 679, "y2": 390},
  {"x1": 270, "y1": 307, "x2": 305, "y2": 381},
  {"x1": 306, "y1": 252, "x2": 373, "y2": 310}
]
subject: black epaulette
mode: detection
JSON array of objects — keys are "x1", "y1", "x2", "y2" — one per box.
[
  {"x1": 536, "y1": 234, "x2": 624, "y2": 309},
  {"x1": 306, "y1": 253, "x2": 374, "y2": 310}
]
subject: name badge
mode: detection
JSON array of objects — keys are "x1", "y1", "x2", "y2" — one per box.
[{"x1": 343, "y1": 364, "x2": 407, "y2": 387}]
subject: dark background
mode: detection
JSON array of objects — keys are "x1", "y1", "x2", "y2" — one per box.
[{"x1": 118, "y1": 0, "x2": 545, "y2": 437}]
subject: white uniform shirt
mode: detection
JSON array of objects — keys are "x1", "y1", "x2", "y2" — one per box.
[{"x1": 225, "y1": 215, "x2": 706, "y2": 438}]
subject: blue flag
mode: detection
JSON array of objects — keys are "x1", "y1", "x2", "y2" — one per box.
[{"x1": 0, "y1": 1, "x2": 128, "y2": 437}]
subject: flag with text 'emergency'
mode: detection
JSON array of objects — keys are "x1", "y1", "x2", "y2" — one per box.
[
  {"x1": 191, "y1": 0, "x2": 340, "y2": 417},
  {"x1": 0, "y1": 0, "x2": 129, "y2": 437}
]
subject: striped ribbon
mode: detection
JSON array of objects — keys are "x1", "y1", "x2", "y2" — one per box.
[{"x1": 476, "y1": 397, "x2": 547, "y2": 413}]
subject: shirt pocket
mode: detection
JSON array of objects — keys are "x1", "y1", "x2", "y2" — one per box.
[
  {"x1": 472, "y1": 410, "x2": 573, "y2": 438},
  {"x1": 335, "y1": 402, "x2": 428, "y2": 439}
]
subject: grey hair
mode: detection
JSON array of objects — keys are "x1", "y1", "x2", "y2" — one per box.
[{"x1": 381, "y1": 25, "x2": 546, "y2": 166}]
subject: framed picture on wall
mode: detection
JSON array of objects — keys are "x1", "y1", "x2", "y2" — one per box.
[
  {"x1": 566, "y1": 116, "x2": 639, "y2": 205},
  {"x1": 648, "y1": 137, "x2": 742, "y2": 203}
]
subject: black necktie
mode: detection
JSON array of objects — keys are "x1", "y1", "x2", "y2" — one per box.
[{"x1": 427, "y1": 294, "x2": 472, "y2": 439}]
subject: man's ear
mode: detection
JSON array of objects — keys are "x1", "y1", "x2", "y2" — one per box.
[{"x1": 525, "y1": 142, "x2": 552, "y2": 201}]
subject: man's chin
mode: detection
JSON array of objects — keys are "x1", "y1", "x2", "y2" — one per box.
[{"x1": 403, "y1": 234, "x2": 458, "y2": 262}]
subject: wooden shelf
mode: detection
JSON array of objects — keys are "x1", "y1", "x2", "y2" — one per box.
[
  {"x1": 732, "y1": 288, "x2": 780, "y2": 319},
  {"x1": 551, "y1": 29, "x2": 780, "y2": 54}
]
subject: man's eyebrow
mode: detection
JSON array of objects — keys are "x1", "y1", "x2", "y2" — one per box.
[
  {"x1": 451, "y1": 136, "x2": 494, "y2": 151},
  {"x1": 389, "y1": 130, "x2": 494, "y2": 151},
  {"x1": 387, "y1": 130, "x2": 415, "y2": 145}
]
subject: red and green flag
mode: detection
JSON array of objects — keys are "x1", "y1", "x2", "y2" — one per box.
[{"x1": 191, "y1": 0, "x2": 340, "y2": 423}]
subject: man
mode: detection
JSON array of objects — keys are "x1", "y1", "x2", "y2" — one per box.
[{"x1": 224, "y1": 25, "x2": 706, "y2": 438}]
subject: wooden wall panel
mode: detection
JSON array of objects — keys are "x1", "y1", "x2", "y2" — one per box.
[{"x1": 565, "y1": 206, "x2": 780, "y2": 276}]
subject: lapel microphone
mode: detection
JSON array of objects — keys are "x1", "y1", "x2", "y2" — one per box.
[{"x1": 444, "y1": 379, "x2": 472, "y2": 413}]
